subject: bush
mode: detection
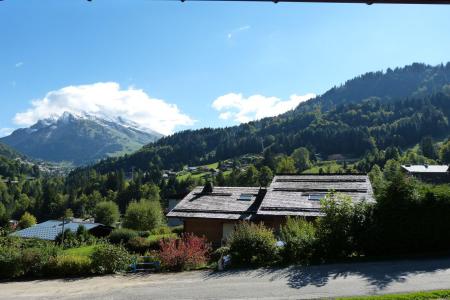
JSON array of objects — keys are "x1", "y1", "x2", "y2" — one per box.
[
  {"x1": 158, "y1": 233, "x2": 211, "y2": 271},
  {"x1": 22, "y1": 245, "x2": 59, "y2": 277},
  {"x1": 280, "y1": 217, "x2": 317, "y2": 264},
  {"x1": 127, "y1": 236, "x2": 152, "y2": 254},
  {"x1": 55, "y1": 225, "x2": 97, "y2": 248},
  {"x1": 150, "y1": 226, "x2": 172, "y2": 235},
  {"x1": 227, "y1": 222, "x2": 278, "y2": 267},
  {"x1": 316, "y1": 193, "x2": 359, "y2": 259},
  {"x1": 123, "y1": 200, "x2": 164, "y2": 231},
  {"x1": 91, "y1": 244, "x2": 132, "y2": 274},
  {"x1": 171, "y1": 225, "x2": 183, "y2": 236},
  {"x1": 108, "y1": 228, "x2": 138, "y2": 245},
  {"x1": 55, "y1": 229, "x2": 78, "y2": 248},
  {"x1": 137, "y1": 231, "x2": 151, "y2": 238},
  {"x1": 46, "y1": 255, "x2": 92, "y2": 277},
  {"x1": 142, "y1": 233, "x2": 177, "y2": 251},
  {"x1": 0, "y1": 238, "x2": 60, "y2": 279},
  {"x1": 18, "y1": 212, "x2": 36, "y2": 229},
  {"x1": 94, "y1": 201, "x2": 120, "y2": 226},
  {"x1": 0, "y1": 244, "x2": 23, "y2": 279}
]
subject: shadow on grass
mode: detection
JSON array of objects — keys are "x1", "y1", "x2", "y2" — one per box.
[{"x1": 203, "y1": 256, "x2": 450, "y2": 291}]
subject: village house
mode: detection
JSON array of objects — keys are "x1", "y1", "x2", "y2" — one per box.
[
  {"x1": 167, "y1": 174, "x2": 375, "y2": 246},
  {"x1": 401, "y1": 164, "x2": 450, "y2": 183}
]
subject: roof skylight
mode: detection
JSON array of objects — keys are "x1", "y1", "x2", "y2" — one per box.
[{"x1": 238, "y1": 193, "x2": 254, "y2": 201}]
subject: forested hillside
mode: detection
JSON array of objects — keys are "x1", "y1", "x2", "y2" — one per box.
[
  {"x1": 0, "y1": 142, "x2": 22, "y2": 160},
  {"x1": 296, "y1": 62, "x2": 450, "y2": 112},
  {"x1": 88, "y1": 63, "x2": 450, "y2": 174},
  {"x1": 0, "y1": 143, "x2": 39, "y2": 179}
]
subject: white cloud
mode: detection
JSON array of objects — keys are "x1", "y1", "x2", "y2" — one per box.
[
  {"x1": 0, "y1": 128, "x2": 14, "y2": 138},
  {"x1": 15, "y1": 62, "x2": 23, "y2": 68},
  {"x1": 212, "y1": 92, "x2": 316, "y2": 123},
  {"x1": 14, "y1": 82, "x2": 195, "y2": 135},
  {"x1": 227, "y1": 25, "x2": 250, "y2": 40}
]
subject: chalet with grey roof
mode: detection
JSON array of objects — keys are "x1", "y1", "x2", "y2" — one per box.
[
  {"x1": 401, "y1": 164, "x2": 450, "y2": 183},
  {"x1": 168, "y1": 174, "x2": 374, "y2": 246}
]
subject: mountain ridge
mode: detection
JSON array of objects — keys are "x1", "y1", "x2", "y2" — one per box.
[
  {"x1": 82, "y1": 62, "x2": 450, "y2": 175},
  {"x1": 295, "y1": 62, "x2": 450, "y2": 113}
]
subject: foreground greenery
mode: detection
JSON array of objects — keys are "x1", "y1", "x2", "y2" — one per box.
[
  {"x1": 0, "y1": 223, "x2": 211, "y2": 279},
  {"x1": 0, "y1": 237, "x2": 132, "y2": 279}
]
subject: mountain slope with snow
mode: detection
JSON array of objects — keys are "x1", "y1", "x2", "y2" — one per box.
[{"x1": 0, "y1": 112, "x2": 163, "y2": 165}]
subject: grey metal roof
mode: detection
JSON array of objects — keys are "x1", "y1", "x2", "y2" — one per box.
[
  {"x1": 10, "y1": 220, "x2": 103, "y2": 240},
  {"x1": 167, "y1": 186, "x2": 263, "y2": 220},
  {"x1": 401, "y1": 165, "x2": 449, "y2": 173},
  {"x1": 257, "y1": 174, "x2": 375, "y2": 217}
]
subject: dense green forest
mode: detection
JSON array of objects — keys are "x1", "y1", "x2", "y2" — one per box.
[{"x1": 85, "y1": 63, "x2": 450, "y2": 175}]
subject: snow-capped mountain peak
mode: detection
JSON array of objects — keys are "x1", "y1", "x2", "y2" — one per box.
[{"x1": 0, "y1": 111, "x2": 163, "y2": 165}]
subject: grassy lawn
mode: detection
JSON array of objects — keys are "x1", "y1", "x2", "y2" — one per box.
[
  {"x1": 203, "y1": 162, "x2": 219, "y2": 169},
  {"x1": 176, "y1": 172, "x2": 191, "y2": 181},
  {"x1": 63, "y1": 245, "x2": 96, "y2": 257},
  {"x1": 337, "y1": 290, "x2": 450, "y2": 300},
  {"x1": 176, "y1": 162, "x2": 219, "y2": 181},
  {"x1": 177, "y1": 171, "x2": 210, "y2": 181}
]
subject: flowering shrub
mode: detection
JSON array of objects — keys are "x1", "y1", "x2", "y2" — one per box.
[{"x1": 158, "y1": 233, "x2": 211, "y2": 271}]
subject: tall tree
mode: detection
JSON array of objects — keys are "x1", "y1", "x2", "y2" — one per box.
[
  {"x1": 259, "y1": 166, "x2": 274, "y2": 187},
  {"x1": 291, "y1": 147, "x2": 312, "y2": 172},
  {"x1": 94, "y1": 201, "x2": 120, "y2": 226},
  {"x1": 420, "y1": 136, "x2": 438, "y2": 159},
  {"x1": 123, "y1": 200, "x2": 163, "y2": 231},
  {"x1": 275, "y1": 156, "x2": 297, "y2": 174}
]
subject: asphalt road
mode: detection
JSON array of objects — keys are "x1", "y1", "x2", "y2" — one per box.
[{"x1": 2, "y1": 257, "x2": 450, "y2": 300}]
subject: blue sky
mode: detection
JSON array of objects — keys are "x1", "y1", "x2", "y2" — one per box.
[{"x1": 1, "y1": 0, "x2": 450, "y2": 136}]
